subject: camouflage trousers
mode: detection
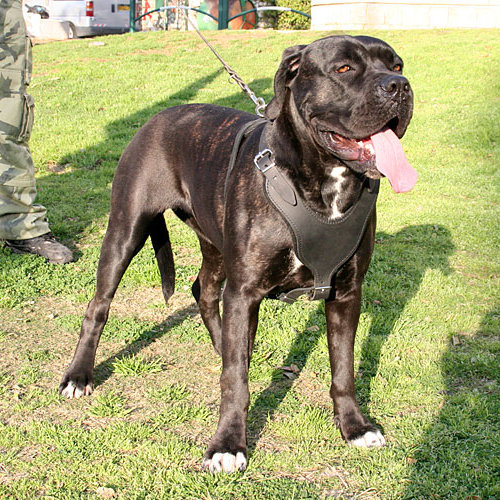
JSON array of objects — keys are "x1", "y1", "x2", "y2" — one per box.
[{"x1": 0, "y1": 0, "x2": 49, "y2": 240}]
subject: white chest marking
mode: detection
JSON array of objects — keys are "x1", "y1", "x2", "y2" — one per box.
[
  {"x1": 291, "y1": 253, "x2": 304, "y2": 273},
  {"x1": 328, "y1": 166, "x2": 348, "y2": 220}
]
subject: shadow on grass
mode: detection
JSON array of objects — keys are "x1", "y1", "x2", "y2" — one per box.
[
  {"x1": 92, "y1": 303, "x2": 199, "y2": 387},
  {"x1": 403, "y1": 308, "x2": 499, "y2": 499},
  {"x1": 247, "y1": 224, "x2": 454, "y2": 453}
]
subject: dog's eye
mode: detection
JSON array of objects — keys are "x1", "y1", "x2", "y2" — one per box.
[
  {"x1": 393, "y1": 64, "x2": 402, "y2": 72},
  {"x1": 336, "y1": 64, "x2": 352, "y2": 73},
  {"x1": 336, "y1": 65, "x2": 352, "y2": 73}
]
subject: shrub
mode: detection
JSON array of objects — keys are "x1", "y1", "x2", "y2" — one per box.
[{"x1": 274, "y1": 0, "x2": 311, "y2": 30}]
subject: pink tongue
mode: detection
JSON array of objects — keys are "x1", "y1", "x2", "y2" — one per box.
[{"x1": 369, "y1": 128, "x2": 417, "y2": 193}]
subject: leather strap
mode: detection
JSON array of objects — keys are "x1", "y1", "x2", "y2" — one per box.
[{"x1": 225, "y1": 118, "x2": 267, "y2": 199}]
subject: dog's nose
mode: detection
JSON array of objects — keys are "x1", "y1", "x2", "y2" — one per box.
[{"x1": 380, "y1": 75, "x2": 411, "y2": 96}]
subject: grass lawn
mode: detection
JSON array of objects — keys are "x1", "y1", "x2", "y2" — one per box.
[{"x1": 0, "y1": 28, "x2": 498, "y2": 499}]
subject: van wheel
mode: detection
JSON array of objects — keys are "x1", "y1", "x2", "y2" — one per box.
[{"x1": 67, "y1": 23, "x2": 77, "y2": 39}]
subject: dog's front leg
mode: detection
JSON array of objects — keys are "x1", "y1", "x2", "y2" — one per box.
[
  {"x1": 202, "y1": 283, "x2": 261, "y2": 473},
  {"x1": 325, "y1": 290, "x2": 385, "y2": 447}
]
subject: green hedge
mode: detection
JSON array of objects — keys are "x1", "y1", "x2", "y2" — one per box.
[{"x1": 275, "y1": 0, "x2": 311, "y2": 30}]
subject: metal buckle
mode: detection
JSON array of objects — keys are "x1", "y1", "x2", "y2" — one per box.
[
  {"x1": 277, "y1": 288, "x2": 310, "y2": 304},
  {"x1": 277, "y1": 285, "x2": 333, "y2": 304},
  {"x1": 254, "y1": 149, "x2": 275, "y2": 173},
  {"x1": 308, "y1": 286, "x2": 332, "y2": 301}
]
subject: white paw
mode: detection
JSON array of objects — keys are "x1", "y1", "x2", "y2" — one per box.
[
  {"x1": 202, "y1": 452, "x2": 247, "y2": 473},
  {"x1": 60, "y1": 381, "x2": 93, "y2": 399},
  {"x1": 349, "y1": 430, "x2": 385, "y2": 448}
]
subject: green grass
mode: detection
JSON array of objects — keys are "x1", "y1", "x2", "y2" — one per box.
[
  {"x1": 112, "y1": 355, "x2": 164, "y2": 376},
  {"x1": 88, "y1": 391, "x2": 133, "y2": 417},
  {"x1": 0, "y1": 28, "x2": 498, "y2": 499}
]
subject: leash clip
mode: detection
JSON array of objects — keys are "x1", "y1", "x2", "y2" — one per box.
[
  {"x1": 242, "y1": 81, "x2": 267, "y2": 117},
  {"x1": 254, "y1": 97, "x2": 266, "y2": 118},
  {"x1": 254, "y1": 149, "x2": 275, "y2": 173}
]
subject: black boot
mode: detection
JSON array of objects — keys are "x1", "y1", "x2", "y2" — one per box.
[{"x1": 4, "y1": 232, "x2": 73, "y2": 264}]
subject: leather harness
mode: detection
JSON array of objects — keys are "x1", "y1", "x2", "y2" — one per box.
[{"x1": 227, "y1": 119, "x2": 379, "y2": 304}]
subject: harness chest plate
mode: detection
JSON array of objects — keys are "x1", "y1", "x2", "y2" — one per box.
[
  {"x1": 255, "y1": 147, "x2": 379, "y2": 302},
  {"x1": 227, "y1": 119, "x2": 379, "y2": 304}
]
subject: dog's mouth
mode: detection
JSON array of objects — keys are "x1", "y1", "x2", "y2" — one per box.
[
  {"x1": 320, "y1": 131, "x2": 376, "y2": 163},
  {"x1": 319, "y1": 119, "x2": 417, "y2": 193}
]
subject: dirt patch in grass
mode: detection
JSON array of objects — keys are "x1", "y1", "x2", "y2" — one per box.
[
  {"x1": 0, "y1": 287, "x2": 212, "y2": 424},
  {"x1": 110, "y1": 286, "x2": 195, "y2": 323},
  {"x1": 130, "y1": 47, "x2": 176, "y2": 57}
]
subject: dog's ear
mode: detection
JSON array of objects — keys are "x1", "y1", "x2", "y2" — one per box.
[{"x1": 265, "y1": 45, "x2": 307, "y2": 121}]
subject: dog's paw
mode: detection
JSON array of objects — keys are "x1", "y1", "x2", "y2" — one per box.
[
  {"x1": 348, "y1": 429, "x2": 385, "y2": 448},
  {"x1": 59, "y1": 379, "x2": 93, "y2": 399},
  {"x1": 202, "y1": 452, "x2": 247, "y2": 473}
]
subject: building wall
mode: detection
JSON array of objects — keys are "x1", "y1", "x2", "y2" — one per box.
[{"x1": 311, "y1": 0, "x2": 500, "y2": 30}]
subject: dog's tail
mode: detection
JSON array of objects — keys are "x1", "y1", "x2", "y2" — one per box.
[{"x1": 149, "y1": 213, "x2": 175, "y2": 304}]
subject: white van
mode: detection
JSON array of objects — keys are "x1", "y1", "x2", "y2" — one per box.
[{"x1": 46, "y1": 0, "x2": 130, "y2": 37}]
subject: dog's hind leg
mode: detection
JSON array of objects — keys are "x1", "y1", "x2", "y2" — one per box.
[
  {"x1": 59, "y1": 210, "x2": 158, "y2": 399},
  {"x1": 192, "y1": 238, "x2": 225, "y2": 355},
  {"x1": 150, "y1": 213, "x2": 175, "y2": 304}
]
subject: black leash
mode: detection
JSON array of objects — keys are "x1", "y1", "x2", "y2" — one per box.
[{"x1": 186, "y1": 16, "x2": 267, "y2": 117}]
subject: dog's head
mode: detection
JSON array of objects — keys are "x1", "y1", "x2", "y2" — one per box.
[{"x1": 266, "y1": 35, "x2": 415, "y2": 190}]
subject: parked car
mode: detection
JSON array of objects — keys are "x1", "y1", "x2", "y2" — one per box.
[{"x1": 45, "y1": 0, "x2": 130, "y2": 37}]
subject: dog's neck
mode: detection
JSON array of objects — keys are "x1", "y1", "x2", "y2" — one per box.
[{"x1": 266, "y1": 115, "x2": 365, "y2": 220}]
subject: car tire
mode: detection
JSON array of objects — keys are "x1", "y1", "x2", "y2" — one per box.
[{"x1": 67, "y1": 23, "x2": 77, "y2": 39}]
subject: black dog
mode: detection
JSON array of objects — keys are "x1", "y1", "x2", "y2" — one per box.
[{"x1": 60, "y1": 35, "x2": 415, "y2": 473}]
